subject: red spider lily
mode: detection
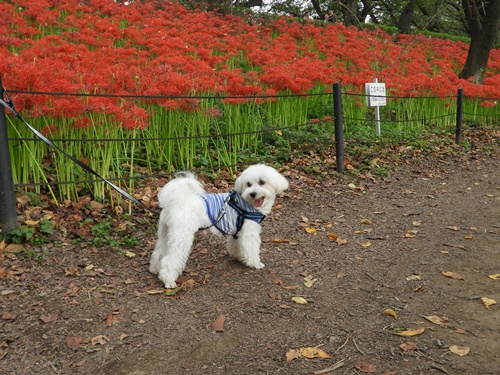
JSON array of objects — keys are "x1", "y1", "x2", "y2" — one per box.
[{"x1": 1, "y1": 0, "x2": 499, "y2": 129}]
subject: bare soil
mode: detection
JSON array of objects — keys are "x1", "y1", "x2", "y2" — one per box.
[{"x1": 1, "y1": 148, "x2": 500, "y2": 375}]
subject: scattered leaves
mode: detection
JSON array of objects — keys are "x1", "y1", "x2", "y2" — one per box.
[
  {"x1": 355, "y1": 361, "x2": 376, "y2": 373},
  {"x1": 400, "y1": 342, "x2": 417, "y2": 351},
  {"x1": 392, "y1": 327, "x2": 425, "y2": 337},
  {"x1": 40, "y1": 314, "x2": 58, "y2": 324},
  {"x1": 480, "y1": 297, "x2": 497, "y2": 309},
  {"x1": 212, "y1": 315, "x2": 225, "y2": 332},
  {"x1": 291, "y1": 296, "x2": 308, "y2": 305},
  {"x1": 449, "y1": 345, "x2": 470, "y2": 356},
  {"x1": 66, "y1": 336, "x2": 84, "y2": 350},
  {"x1": 423, "y1": 315, "x2": 450, "y2": 327},
  {"x1": 304, "y1": 227, "x2": 317, "y2": 235},
  {"x1": 285, "y1": 347, "x2": 331, "y2": 361},
  {"x1": 383, "y1": 308, "x2": 397, "y2": 319},
  {"x1": 442, "y1": 271, "x2": 465, "y2": 280},
  {"x1": 303, "y1": 275, "x2": 318, "y2": 288}
]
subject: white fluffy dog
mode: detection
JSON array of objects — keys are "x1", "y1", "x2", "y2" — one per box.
[{"x1": 149, "y1": 164, "x2": 289, "y2": 288}]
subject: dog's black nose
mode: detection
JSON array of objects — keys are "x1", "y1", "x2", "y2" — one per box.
[{"x1": 250, "y1": 192, "x2": 257, "y2": 198}]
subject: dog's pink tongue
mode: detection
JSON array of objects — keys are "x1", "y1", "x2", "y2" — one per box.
[{"x1": 255, "y1": 197, "x2": 264, "y2": 208}]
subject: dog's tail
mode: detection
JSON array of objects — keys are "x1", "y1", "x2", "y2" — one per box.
[{"x1": 157, "y1": 171, "x2": 204, "y2": 208}]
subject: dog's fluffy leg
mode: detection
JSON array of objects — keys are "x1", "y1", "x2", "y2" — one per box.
[
  {"x1": 227, "y1": 221, "x2": 264, "y2": 269},
  {"x1": 149, "y1": 219, "x2": 168, "y2": 275},
  {"x1": 157, "y1": 227, "x2": 197, "y2": 288}
]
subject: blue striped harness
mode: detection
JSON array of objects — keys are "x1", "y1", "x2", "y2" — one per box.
[{"x1": 200, "y1": 190, "x2": 266, "y2": 239}]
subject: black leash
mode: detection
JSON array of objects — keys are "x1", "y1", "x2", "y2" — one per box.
[{"x1": 0, "y1": 87, "x2": 159, "y2": 217}]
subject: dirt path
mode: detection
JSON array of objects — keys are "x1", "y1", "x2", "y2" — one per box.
[{"x1": 1, "y1": 152, "x2": 499, "y2": 375}]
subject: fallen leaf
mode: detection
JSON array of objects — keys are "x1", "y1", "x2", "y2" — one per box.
[
  {"x1": 406, "y1": 274, "x2": 422, "y2": 281},
  {"x1": 40, "y1": 314, "x2": 58, "y2": 324},
  {"x1": 66, "y1": 336, "x2": 84, "y2": 350},
  {"x1": 124, "y1": 251, "x2": 136, "y2": 258},
  {"x1": 336, "y1": 237, "x2": 348, "y2": 245},
  {"x1": 488, "y1": 274, "x2": 500, "y2": 280},
  {"x1": 423, "y1": 315, "x2": 450, "y2": 327},
  {"x1": 464, "y1": 234, "x2": 473, "y2": 239},
  {"x1": 119, "y1": 334, "x2": 129, "y2": 341},
  {"x1": 447, "y1": 226, "x2": 460, "y2": 231},
  {"x1": 383, "y1": 308, "x2": 397, "y2": 319},
  {"x1": 481, "y1": 297, "x2": 497, "y2": 309},
  {"x1": 291, "y1": 296, "x2": 308, "y2": 305},
  {"x1": 442, "y1": 271, "x2": 465, "y2": 280},
  {"x1": 146, "y1": 289, "x2": 164, "y2": 295},
  {"x1": 361, "y1": 242, "x2": 372, "y2": 247},
  {"x1": 0, "y1": 269, "x2": 6, "y2": 279},
  {"x1": 165, "y1": 287, "x2": 182, "y2": 296},
  {"x1": 393, "y1": 327, "x2": 425, "y2": 337},
  {"x1": 91, "y1": 335, "x2": 108, "y2": 345},
  {"x1": 336, "y1": 273, "x2": 346, "y2": 279},
  {"x1": 304, "y1": 227, "x2": 317, "y2": 235},
  {"x1": 400, "y1": 342, "x2": 417, "y2": 351},
  {"x1": 106, "y1": 313, "x2": 119, "y2": 327},
  {"x1": 1, "y1": 312, "x2": 17, "y2": 320},
  {"x1": 355, "y1": 361, "x2": 377, "y2": 373},
  {"x1": 327, "y1": 233, "x2": 338, "y2": 241},
  {"x1": 454, "y1": 328, "x2": 466, "y2": 334},
  {"x1": 303, "y1": 275, "x2": 318, "y2": 288},
  {"x1": 1, "y1": 290, "x2": 15, "y2": 296},
  {"x1": 285, "y1": 348, "x2": 301, "y2": 361},
  {"x1": 449, "y1": 345, "x2": 470, "y2": 356},
  {"x1": 412, "y1": 221, "x2": 422, "y2": 226},
  {"x1": 212, "y1": 315, "x2": 225, "y2": 332},
  {"x1": 360, "y1": 219, "x2": 372, "y2": 225},
  {"x1": 299, "y1": 347, "x2": 331, "y2": 359}
]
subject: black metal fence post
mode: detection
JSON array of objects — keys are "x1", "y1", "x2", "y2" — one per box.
[
  {"x1": 0, "y1": 74, "x2": 18, "y2": 233},
  {"x1": 455, "y1": 88, "x2": 464, "y2": 145},
  {"x1": 333, "y1": 82, "x2": 345, "y2": 172}
]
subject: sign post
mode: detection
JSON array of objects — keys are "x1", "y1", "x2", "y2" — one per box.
[{"x1": 365, "y1": 79, "x2": 386, "y2": 136}]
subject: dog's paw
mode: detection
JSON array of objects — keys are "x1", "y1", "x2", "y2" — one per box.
[
  {"x1": 246, "y1": 261, "x2": 264, "y2": 269},
  {"x1": 149, "y1": 265, "x2": 159, "y2": 274},
  {"x1": 158, "y1": 271, "x2": 177, "y2": 289}
]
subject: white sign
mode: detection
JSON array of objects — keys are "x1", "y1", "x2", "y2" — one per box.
[{"x1": 365, "y1": 83, "x2": 386, "y2": 107}]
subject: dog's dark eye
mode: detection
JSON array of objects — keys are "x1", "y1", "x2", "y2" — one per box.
[
  {"x1": 247, "y1": 182, "x2": 252, "y2": 188},
  {"x1": 258, "y1": 180, "x2": 265, "y2": 186}
]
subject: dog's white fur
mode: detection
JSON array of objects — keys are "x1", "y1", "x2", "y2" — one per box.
[{"x1": 149, "y1": 164, "x2": 289, "y2": 288}]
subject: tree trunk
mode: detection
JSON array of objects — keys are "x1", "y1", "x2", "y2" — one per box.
[
  {"x1": 398, "y1": 0, "x2": 417, "y2": 34},
  {"x1": 459, "y1": 0, "x2": 500, "y2": 83},
  {"x1": 340, "y1": 0, "x2": 358, "y2": 26}
]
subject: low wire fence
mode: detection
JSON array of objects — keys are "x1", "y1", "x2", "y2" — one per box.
[{"x1": 1, "y1": 81, "x2": 499, "y2": 230}]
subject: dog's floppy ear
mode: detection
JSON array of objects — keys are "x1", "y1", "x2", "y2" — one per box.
[{"x1": 267, "y1": 167, "x2": 289, "y2": 194}]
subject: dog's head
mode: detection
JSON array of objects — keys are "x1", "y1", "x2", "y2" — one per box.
[{"x1": 234, "y1": 164, "x2": 289, "y2": 214}]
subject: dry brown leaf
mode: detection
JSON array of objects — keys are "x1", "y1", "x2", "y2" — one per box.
[
  {"x1": 361, "y1": 241, "x2": 372, "y2": 247},
  {"x1": 285, "y1": 349, "x2": 301, "y2": 361},
  {"x1": 303, "y1": 275, "x2": 318, "y2": 288},
  {"x1": 1, "y1": 312, "x2": 18, "y2": 320},
  {"x1": 447, "y1": 226, "x2": 460, "y2": 231},
  {"x1": 480, "y1": 297, "x2": 497, "y2": 309},
  {"x1": 106, "y1": 313, "x2": 119, "y2": 327},
  {"x1": 423, "y1": 315, "x2": 450, "y2": 327},
  {"x1": 400, "y1": 342, "x2": 417, "y2": 351},
  {"x1": 146, "y1": 289, "x2": 164, "y2": 295},
  {"x1": 336, "y1": 237, "x2": 348, "y2": 245},
  {"x1": 449, "y1": 345, "x2": 470, "y2": 356},
  {"x1": 291, "y1": 296, "x2": 308, "y2": 305},
  {"x1": 66, "y1": 336, "x2": 84, "y2": 350},
  {"x1": 40, "y1": 314, "x2": 58, "y2": 324},
  {"x1": 488, "y1": 274, "x2": 500, "y2": 280},
  {"x1": 360, "y1": 219, "x2": 372, "y2": 225},
  {"x1": 304, "y1": 227, "x2": 317, "y2": 235},
  {"x1": 91, "y1": 335, "x2": 108, "y2": 345},
  {"x1": 442, "y1": 271, "x2": 465, "y2": 280},
  {"x1": 355, "y1": 361, "x2": 377, "y2": 373},
  {"x1": 383, "y1": 308, "x2": 398, "y2": 319},
  {"x1": 393, "y1": 327, "x2": 425, "y2": 337},
  {"x1": 327, "y1": 233, "x2": 338, "y2": 241},
  {"x1": 212, "y1": 315, "x2": 225, "y2": 332},
  {"x1": 299, "y1": 347, "x2": 331, "y2": 359}
]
